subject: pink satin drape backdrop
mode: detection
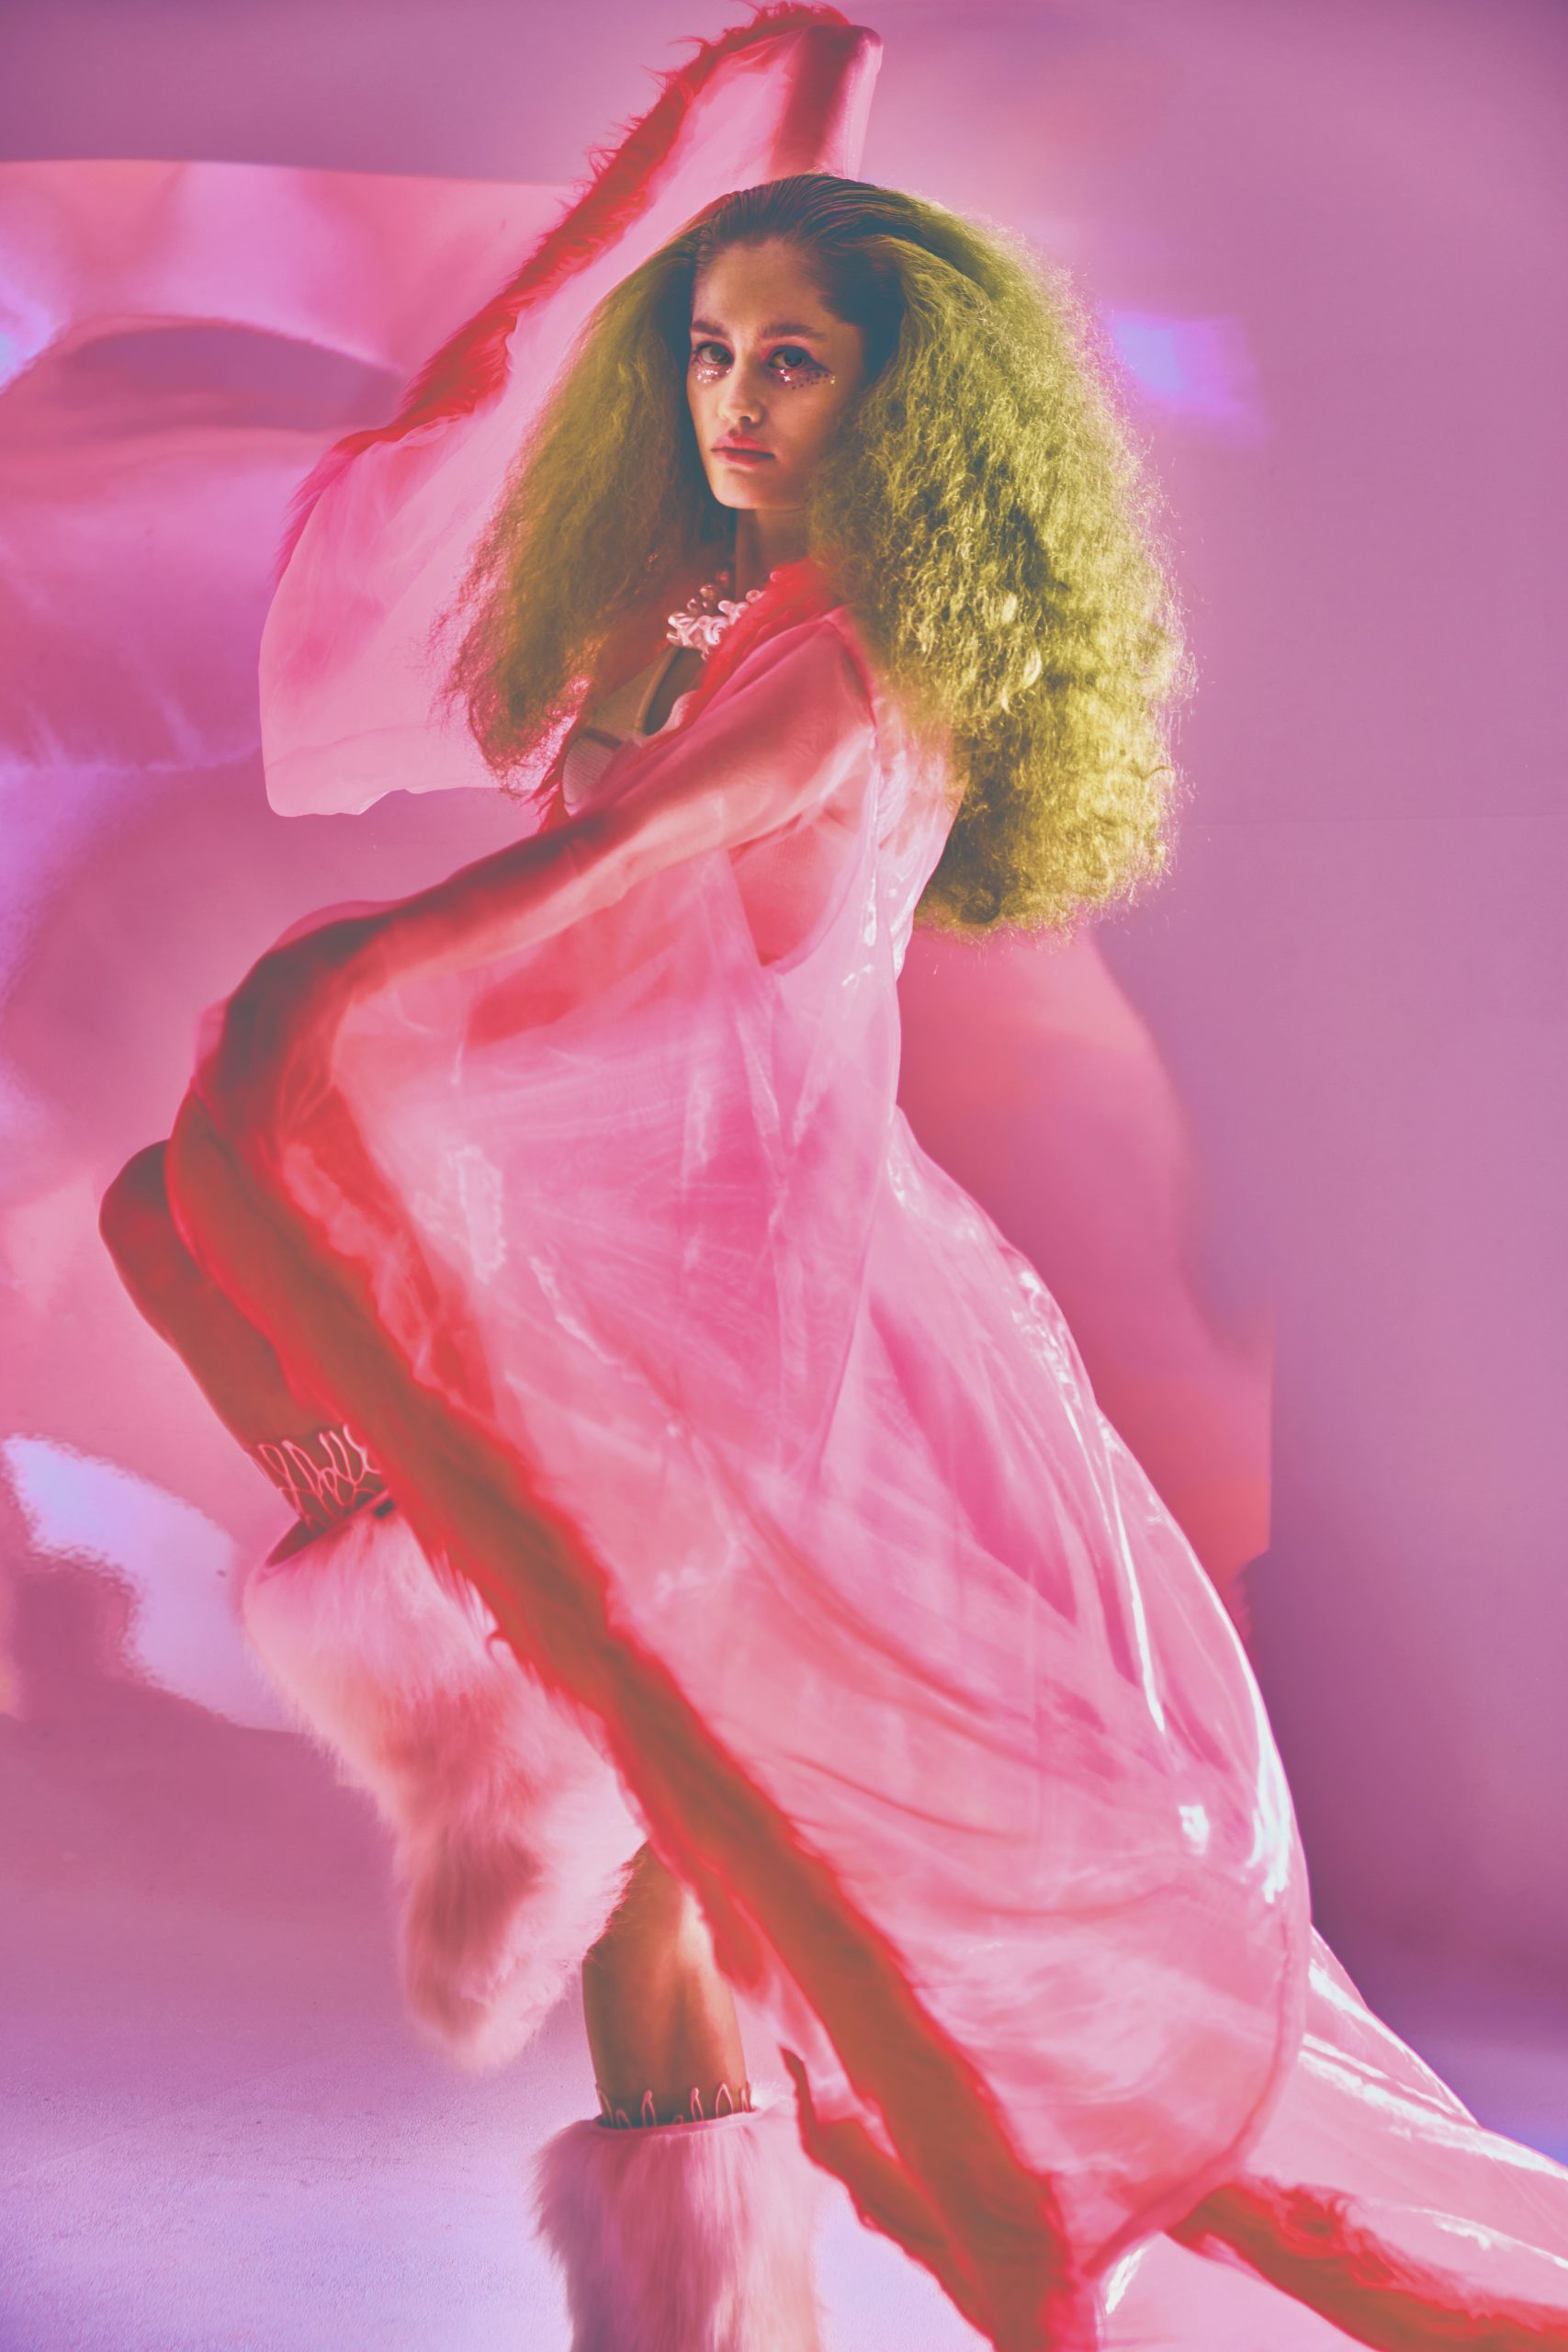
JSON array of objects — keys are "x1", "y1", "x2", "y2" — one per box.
[
  {"x1": 3, "y1": 3, "x2": 1565, "y2": 2346},
  {"x1": 0, "y1": 111, "x2": 1267, "y2": 1729}
]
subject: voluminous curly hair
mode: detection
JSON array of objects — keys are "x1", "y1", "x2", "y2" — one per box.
[{"x1": 451, "y1": 174, "x2": 1188, "y2": 933}]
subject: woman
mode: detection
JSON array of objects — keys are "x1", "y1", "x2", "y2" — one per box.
[{"x1": 97, "y1": 11, "x2": 1568, "y2": 2351}]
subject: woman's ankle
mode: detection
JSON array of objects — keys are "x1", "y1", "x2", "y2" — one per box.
[
  {"x1": 252, "y1": 1421, "x2": 388, "y2": 1537},
  {"x1": 595, "y1": 2077, "x2": 755, "y2": 2130}
]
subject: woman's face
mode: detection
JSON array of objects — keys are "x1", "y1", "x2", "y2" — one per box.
[{"x1": 686, "y1": 237, "x2": 867, "y2": 521}]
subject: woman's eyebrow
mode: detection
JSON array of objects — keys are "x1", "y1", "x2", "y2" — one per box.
[{"x1": 689, "y1": 316, "x2": 827, "y2": 338}]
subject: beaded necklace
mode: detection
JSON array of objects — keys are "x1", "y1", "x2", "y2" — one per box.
[{"x1": 664, "y1": 566, "x2": 775, "y2": 656}]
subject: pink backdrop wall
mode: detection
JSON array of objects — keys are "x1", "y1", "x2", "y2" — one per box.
[{"x1": 3, "y1": 0, "x2": 1564, "y2": 2037}]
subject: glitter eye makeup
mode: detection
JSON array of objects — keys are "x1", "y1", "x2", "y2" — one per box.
[
  {"x1": 688, "y1": 341, "x2": 834, "y2": 387},
  {"x1": 774, "y1": 347, "x2": 833, "y2": 386}
]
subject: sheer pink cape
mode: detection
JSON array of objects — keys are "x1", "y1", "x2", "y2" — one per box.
[{"x1": 159, "y1": 12, "x2": 1568, "y2": 2349}]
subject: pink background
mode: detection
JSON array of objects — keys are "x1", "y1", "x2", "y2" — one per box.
[{"x1": 3, "y1": 3, "x2": 1565, "y2": 2345}]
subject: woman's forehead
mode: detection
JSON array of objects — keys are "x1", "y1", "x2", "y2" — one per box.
[{"x1": 691, "y1": 241, "x2": 831, "y2": 329}]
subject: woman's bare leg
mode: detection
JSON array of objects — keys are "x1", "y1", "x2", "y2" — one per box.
[
  {"x1": 582, "y1": 1844, "x2": 749, "y2": 2123},
  {"x1": 100, "y1": 1140, "x2": 336, "y2": 1453},
  {"x1": 105, "y1": 1147, "x2": 738, "y2": 2114},
  {"x1": 543, "y1": 1860, "x2": 819, "y2": 2352}
]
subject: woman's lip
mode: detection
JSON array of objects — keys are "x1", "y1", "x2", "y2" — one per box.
[{"x1": 714, "y1": 445, "x2": 773, "y2": 459}]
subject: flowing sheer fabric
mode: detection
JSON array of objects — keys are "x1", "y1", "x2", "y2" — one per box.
[
  {"x1": 160, "y1": 12, "x2": 1568, "y2": 2350},
  {"x1": 258, "y1": 4, "x2": 876, "y2": 820}
]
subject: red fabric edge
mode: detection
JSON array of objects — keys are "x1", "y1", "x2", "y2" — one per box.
[
  {"x1": 164, "y1": 1081, "x2": 1099, "y2": 2352},
  {"x1": 165, "y1": 577, "x2": 1566, "y2": 2341},
  {"x1": 186, "y1": 4, "x2": 1568, "y2": 2324},
  {"x1": 1171, "y1": 2181, "x2": 1568, "y2": 2349},
  {"x1": 276, "y1": 5, "x2": 854, "y2": 568}
]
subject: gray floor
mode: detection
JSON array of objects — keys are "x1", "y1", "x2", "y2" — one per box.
[
  {"x1": 0, "y1": 1681, "x2": 990, "y2": 2352},
  {"x1": 6, "y1": 1695, "x2": 1566, "y2": 2352},
  {"x1": 4, "y1": 1875, "x2": 987, "y2": 2352}
]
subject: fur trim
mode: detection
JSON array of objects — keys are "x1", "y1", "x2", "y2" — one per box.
[
  {"x1": 242, "y1": 1504, "x2": 642, "y2": 2067},
  {"x1": 535, "y1": 2090, "x2": 827, "y2": 2351}
]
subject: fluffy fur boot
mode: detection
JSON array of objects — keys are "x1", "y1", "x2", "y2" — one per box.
[
  {"x1": 534, "y1": 2091, "x2": 828, "y2": 2352},
  {"x1": 242, "y1": 1501, "x2": 644, "y2": 2066}
]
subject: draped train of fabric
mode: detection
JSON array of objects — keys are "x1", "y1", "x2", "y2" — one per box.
[{"x1": 157, "y1": 11, "x2": 1568, "y2": 2350}]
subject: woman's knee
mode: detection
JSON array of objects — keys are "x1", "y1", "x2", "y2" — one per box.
[
  {"x1": 99, "y1": 1141, "x2": 177, "y2": 1283},
  {"x1": 583, "y1": 1847, "x2": 731, "y2": 2019},
  {"x1": 590, "y1": 1845, "x2": 705, "y2": 1962}
]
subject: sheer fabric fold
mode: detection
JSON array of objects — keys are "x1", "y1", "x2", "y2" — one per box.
[
  {"x1": 259, "y1": 2, "x2": 879, "y2": 820},
  {"x1": 162, "y1": 12, "x2": 1568, "y2": 2350}
]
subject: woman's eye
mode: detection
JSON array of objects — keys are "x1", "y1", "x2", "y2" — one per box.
[
  {"x1": 772, "y1": 346, "x2": 829, "y2": 382},
  {"x1": 687, "y1": 343, "x2": 828, "y2": 383}
]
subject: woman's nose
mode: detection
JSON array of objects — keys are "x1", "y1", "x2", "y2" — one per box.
[{"x1": 718, "y1": 369, "x2": 764, "y2": 426}]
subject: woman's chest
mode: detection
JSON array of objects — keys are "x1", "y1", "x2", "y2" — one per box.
[
  {"x1": 578, "y1": 642, "x2": 704, "y2": 742},
  {"x1": 561, "y1": 643, "x2": 705, "y2": 814}
]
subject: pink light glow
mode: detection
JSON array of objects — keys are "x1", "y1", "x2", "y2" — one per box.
[{"x1": 3, "y1": 3, "x2": 1566, "y2": 2346}]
